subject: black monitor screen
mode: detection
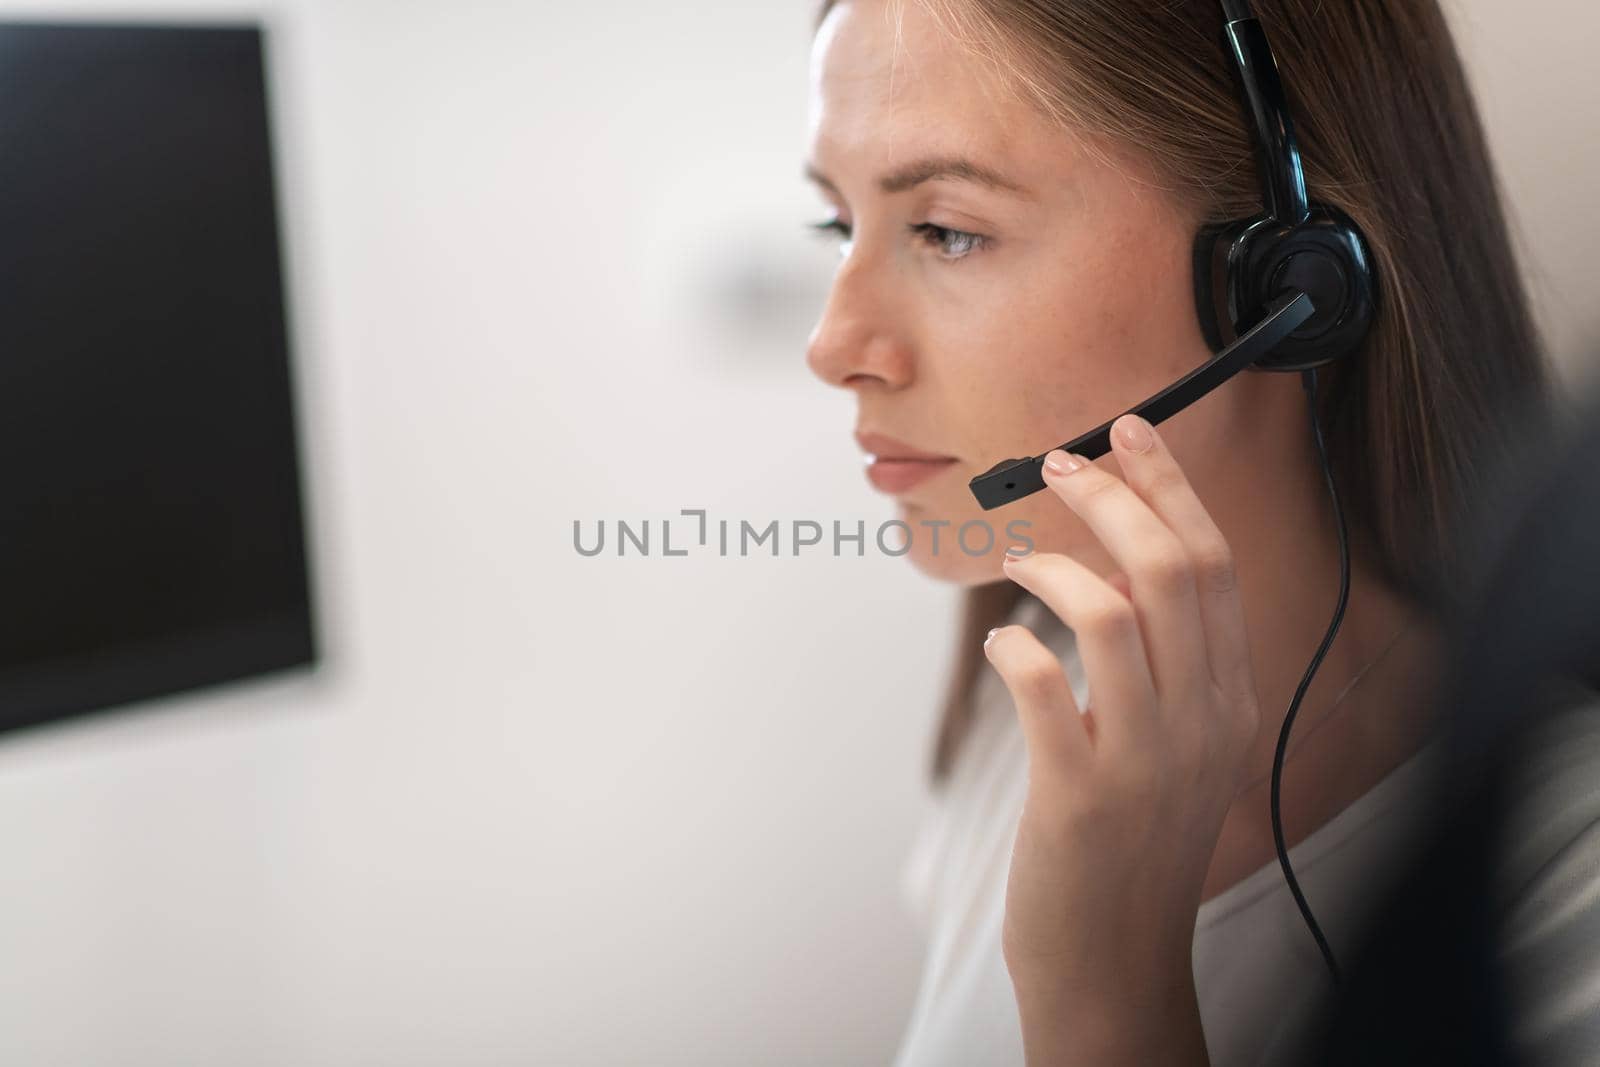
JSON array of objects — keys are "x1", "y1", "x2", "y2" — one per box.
[{"x1": 0, "y1": 23, "x2": 316, "y2": 734}]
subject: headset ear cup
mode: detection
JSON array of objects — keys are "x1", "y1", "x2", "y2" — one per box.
[
  {"x1": 1250, "y1": 206, "x2": 1378, "y2": 372},
  {"x1": 1192, "y1": 220, "x2": 1241, "y2": 351},
  {"x1": 1194, "y1": 207, "x2": 1377, "y2": 372}
]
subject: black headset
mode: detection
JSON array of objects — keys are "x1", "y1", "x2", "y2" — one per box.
[
  {"x1": 1194, "y1": 0, "x2": 1375, "y2": 372},
  {"x1": 968, "y1": 0, "x2": 1376, "y2": 984}
]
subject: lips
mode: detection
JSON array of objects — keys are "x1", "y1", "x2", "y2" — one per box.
[{"x1": 855, "y1": 430, "x2": 958, "y2": 495}]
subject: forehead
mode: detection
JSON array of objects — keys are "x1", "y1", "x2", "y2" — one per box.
[{"x1": 807, "y1": 0, "x2": 1039, "y2": 170}]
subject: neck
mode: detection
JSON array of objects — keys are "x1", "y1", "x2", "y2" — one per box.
[{"x1": 1192, "y1": 383, "x2": 1447, "y2": 902}]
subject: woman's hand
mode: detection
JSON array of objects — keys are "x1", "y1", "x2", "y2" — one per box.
[{"x1": 985, "y1": 412, "x2": 1260, "y2": 1067}]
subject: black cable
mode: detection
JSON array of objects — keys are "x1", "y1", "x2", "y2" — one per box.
[{"x1": 1271, "y1": 366, "x2": 1349, "y2": 985}]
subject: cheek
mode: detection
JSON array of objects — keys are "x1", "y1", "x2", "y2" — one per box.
[
  {"x1": 960, "y1": 267, "x2": 1144, "y2": 458},
  {"x1": 976, "y1": 220, "x2": 1199, "y2": 457}
]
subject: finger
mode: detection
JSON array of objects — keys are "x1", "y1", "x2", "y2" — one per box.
[
  {"x1": 983, "y1": 623, "x2": 1089, "y2": 771},
  {"x1": 1106, "y1": 412, "x2": 1255, "y2": 706},
  {"x1": 1038, "y1": 445, "x2": 1211, "y2": 706},
  {"x1": 1001, "y1": 550, "x2": 1159, "y2": 753}
]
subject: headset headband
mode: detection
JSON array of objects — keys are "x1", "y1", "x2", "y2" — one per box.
[{"x1": 1220, "y1": 0, "x2": 1310, "y2": 225}]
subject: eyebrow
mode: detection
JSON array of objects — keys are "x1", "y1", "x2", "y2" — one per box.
[{"x1": 804, "y1": 154, "x2": 1033, "y2": 198}]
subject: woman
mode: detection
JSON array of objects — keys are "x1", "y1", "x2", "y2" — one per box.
[{"x1": 802, "y1": 1, "x2": 1597, "y2": 1064}]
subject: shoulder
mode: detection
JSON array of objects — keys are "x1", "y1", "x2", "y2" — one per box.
[
  {"x1": 1496, "y1": 681, "x2": 1600, "y2": 906},
  {"x1": 1494, "y1": 682, "x2": 1600, "y2": 1065}
]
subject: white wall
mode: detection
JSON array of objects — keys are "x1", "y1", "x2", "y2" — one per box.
[{"x1": 0, "y1": 2, "x2": 1594, "y2": 1065}]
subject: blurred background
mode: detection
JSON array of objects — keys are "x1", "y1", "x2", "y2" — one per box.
[{"x1": 0, "y1": 1, "x2": 1594, "y2": 1064}]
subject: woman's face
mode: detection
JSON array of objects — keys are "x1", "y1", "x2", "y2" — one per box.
[{"x1": 805, "y1": 0, "x2": 1225, "y2": 586}]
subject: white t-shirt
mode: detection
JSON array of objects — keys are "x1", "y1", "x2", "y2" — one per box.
[{"x1": 891, "y1": 592, "x2": 1600, "y2": 1067}]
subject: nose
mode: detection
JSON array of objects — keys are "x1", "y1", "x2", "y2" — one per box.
[{"x1": 804, "y1": 251, "x2": 914, "y2": 392}]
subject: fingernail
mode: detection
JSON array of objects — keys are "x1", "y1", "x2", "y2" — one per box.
[
  {"x1": 984, "y1": 627, "x2": 1000, "y2": 648},
  {"x1": 1116, "y1": 414, "x2": 1154, "y2": 454},
  {"x1": 1042, "y1": 449, "x2": 1084, "y2": 476},
  {"x1": 1004, "y1": 543, "x2": 1031, "y2": 559}
]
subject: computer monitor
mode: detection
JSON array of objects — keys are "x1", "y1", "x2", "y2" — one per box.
[{"x1": 0, "y1": 22, "x2": 317, "y2": 734}]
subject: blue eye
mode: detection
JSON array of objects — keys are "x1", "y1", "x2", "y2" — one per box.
[
  {"x1": 806, "y1": 217, "x2": 986, "y2": 261},
  {"x1": 910, "y1": 222, "x2": 985, "y2": 260}
]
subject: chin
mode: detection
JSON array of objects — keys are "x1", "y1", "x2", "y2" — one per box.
[
  {"x1": 904, "y1": 545, "x2": 1008, "y2": 586},
  {"x1": 893, "y1": 497, "x2": 1015, "y2": 586}
]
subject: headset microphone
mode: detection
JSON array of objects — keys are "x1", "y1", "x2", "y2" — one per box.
[{"x1": 969, "y1": 0, "x2": 1380, "y2": 987}]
